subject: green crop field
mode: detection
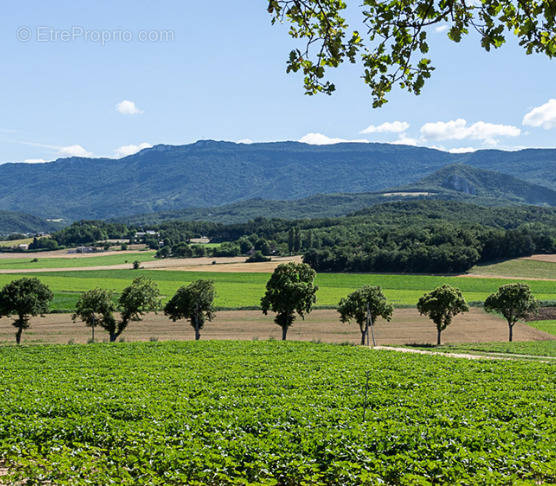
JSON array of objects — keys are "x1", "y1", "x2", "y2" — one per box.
[
  {"x1": 0, "y1": 341, "x2": 553, "y2": 485},
  {"x1": 469, "y1": 258, "x2": 556, "y2": 280},
  {"x1": 414, "y1": 340, "x2": 556, "y2": 358},
  {"x1": 0, "y1": 269, "x2": 555, "y2": 312},
  {"x1": 0, "y1": 251, "x2": 156, "y2": 270}
]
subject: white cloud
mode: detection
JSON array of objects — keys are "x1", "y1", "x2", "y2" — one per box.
[
  {"x1": 299, "y1": 133, "x2": 369, "y2": 145},
  {"x1": 389, "y1": 134, "x2": 418, "y2": 146},
  {"x1": 435, "y1": 25, "x2": 448, "y2": 33},
  {"x1": 116, "y1": 100, "x2": 143, "y2": 115},
  {"x1": 420, "y1": 119, "x2": 520, "y2": 144},
  {"x1": 114, "y1": 142, "x2": 152, "y2": 157},
  {"x1": 448, "y1": 147, "x2": 477, "y2": 153},
  {"x1": 58, "y1": 145, "x2": 93, "y2": 157},
  {"x1": 236, "y1": 139, "x2": 254, "y2": 144},
  {"x1": 522, "y1": 99, "x2": 556, "y2": 129},
  {"x1": 360, "y1": 121, "x2": 410, "y2": 134},
  {"x1": 23, "y1": 158, "x2": 47, "y2": 163}
]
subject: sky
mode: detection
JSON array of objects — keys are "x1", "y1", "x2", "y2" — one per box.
[{"x1": 1, "y1": 0, "x2": 555, "y2": 163}]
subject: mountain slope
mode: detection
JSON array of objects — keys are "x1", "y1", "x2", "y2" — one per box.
[
  {"x1": 404, "y1": 164, "x2": 556, "y2": 206},
  {"x1": 0, "y1": 211, "x2": 61, "y2": 235},
  {"x1": 118, "y1": 166, "x2": 556, "y2": 225},
  {"x1": 0, "y1": 141, "x2": 554, "y2": 220}
]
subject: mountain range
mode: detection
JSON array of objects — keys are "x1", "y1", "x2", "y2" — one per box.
[{"x1": 0, "y1": 141, "x2": 554, "y2": 221}]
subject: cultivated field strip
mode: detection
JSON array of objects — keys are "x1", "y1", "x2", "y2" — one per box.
[
  {"x1": 0, "y1": 341, "x2": 554, "y2": 484},
  {"x1": 0, "y1": 269, "x2": 554, "y2": 312}
]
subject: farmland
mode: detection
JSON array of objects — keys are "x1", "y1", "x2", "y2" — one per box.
[
  {"x1": 527, "y1": 319, "x2": 556, "y2": 336},
  {"x1": 468, "y1": 257, "x2": 556, "y2": 280},
  {"x1": 413, "y1": 340, "x2": 556, "y2": 358},
  {"x1": 3, "y1": 307, "x2": 552, "y2": 347},
  {"x1": 0, "y1": 238, "x2": 33, "y2": 248},
  {"x1": 0, "y1": 341, "x2": 554, "y2": 485},
  {"x1": 0, "y1": 251, "x2": 156, "y2": 270},
  {"x1": 0, "y1": 269, "x2": 554, "y2": 313}
]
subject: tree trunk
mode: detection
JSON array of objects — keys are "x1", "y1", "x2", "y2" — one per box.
[
  {"x1": 360, "y1": 329, "x2": 367, "y2": 345},
  {"x1": 509, "y1": 323, "x2": 513, "y2": 342},
  {"x1": 15, "y1": 327, "x2": 23, "y2": 345},
  {"x1": 194, "y1": 314, "x2": 200, "y2": 341},
  {"x1": 110, "y1": 331, "x2": 117, "y2": 342},
  {"x1": 282, "y1": 326, "x2": 288, "y2": 341},
  {"x1": 437, "y1": 328, "x2": 442, "y2": 346}
]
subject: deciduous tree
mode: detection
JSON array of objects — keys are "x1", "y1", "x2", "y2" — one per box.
[
  {"x1": 164, "y1": 280, "x2": 216, "y2": 340},
  {"x1": 261, "y1": 262, "x2": 318, "y2": 340},
  {"x1": 0, "y1": 278, "x2": 53, "y2": 344},
  {"x1": 338, "y1": 285, "x2": 394, "y2": 345},
  {"x1": 484, "y1": 283, "x2": 538, "y2": 342},
  {"x1": 117, "y1": 277, "x2": 161, "y2": 342},
  {"x1": 73, "y1": 288, "x2": 117, "y2": 343},
  {"x1": 417, "y1": 284, "x2": 469, "y2": 345}
]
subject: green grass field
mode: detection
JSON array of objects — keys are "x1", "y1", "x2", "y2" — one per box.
[
  {"x1": 0, "y1": 252, "x2": 156, "y2": 270},
  {"x1": 0, "y1": 238, "x2": 33, "y2": 248},
  {"x1": 0, "y1": 341, "x2": 553, "y2": 484},
  {"x1": 0, "y1": 269, "x2": 554, "y2": 312},
  {"x1": 469, "y1": 258, "x2": 556, "y2": 280},
  {"x1": 527, "y1": 319, "x2": 556, "y2": 336}
]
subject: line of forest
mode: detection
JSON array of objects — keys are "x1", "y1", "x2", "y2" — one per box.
[{"x1": 13, "y1": 201, "x2": 556, "y2": 274}]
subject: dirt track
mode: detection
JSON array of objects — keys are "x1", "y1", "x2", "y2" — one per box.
[{"x1": 1, "y1": 308, "x2": 552, "y2": 346}]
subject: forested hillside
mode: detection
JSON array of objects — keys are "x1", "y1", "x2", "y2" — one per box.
[
  {"x1": 0, "y1": 211, "x2": 61, "y2": 235},
  {"x1": 0, "y1": 141, "x2": 554, "y2": 220},
  {"x1": 119, "y1": 165, "x2": 556, "y2": 225},
  {"x1": 404, "y1": 164, "x2": 556, "y2": 206}
]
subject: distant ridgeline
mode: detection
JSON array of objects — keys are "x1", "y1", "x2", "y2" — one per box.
[
  {"x1": 0, "y1": 140, "x2": 554, "y2": 220},
  {"x1": 35, "y1": 201, "x2": 556, "y2": 274}
]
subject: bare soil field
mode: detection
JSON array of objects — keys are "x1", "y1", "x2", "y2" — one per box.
[
  {"x1": 164, "y1": 255, "x2": 303, "y2": 273},
  {"x1": 1, "y1": 308, "x2": 552, "y2": 346},
  {"x1": 526, "y1": 306, "x2": 556, "y2": 321}
]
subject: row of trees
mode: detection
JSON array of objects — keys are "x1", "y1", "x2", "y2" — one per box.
[{"x1": 0, "y1": 264, "x2": 539, "y2": 345}]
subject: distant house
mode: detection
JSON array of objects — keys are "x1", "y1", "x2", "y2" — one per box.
[
  {"x1": 190, "y1": 236, "x2": 210, "y2": 244},
  {"x1": 135, "y1": 230, "x2": 159, "y2": 239},
  {"x1": 18, "y1": 244, "x2": 29, "y2": 250},
  {"x1": 68, "y1": 246, "x2": 97, "y2": 254}
]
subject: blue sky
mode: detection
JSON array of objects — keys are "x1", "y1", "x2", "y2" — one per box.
[{"x1": 1, "y1": 0, "x2": 555, "y2": 163}]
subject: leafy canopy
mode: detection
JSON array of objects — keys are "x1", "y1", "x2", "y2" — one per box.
[
  {"x1": 0, "y1": 277, "x2": 53, "y2": 329},
  {"x1": 73, "y1": 288, "x2": 117, "y2": 332},
  {"x1": 338, "y1": 285, "x2": 394, "y2": 333},
  {"x1": 119, "y1": 276, "x2": 161, "y2": 328},
  {"x1": 268, "y1": 0, "x2": 556, "y2": 106},
  {"x1": 417, "y1": 284, "x2": 469, "y2": 331},
  {"x1": 261, "y1": 262, "x2": 318, "y2": 331},
  {"x1": 484, "y1": 283, "x2": 539, "y2": 325},
  {"x1": 164, "y1": 280, "x2": 216, "y2": 330}
]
